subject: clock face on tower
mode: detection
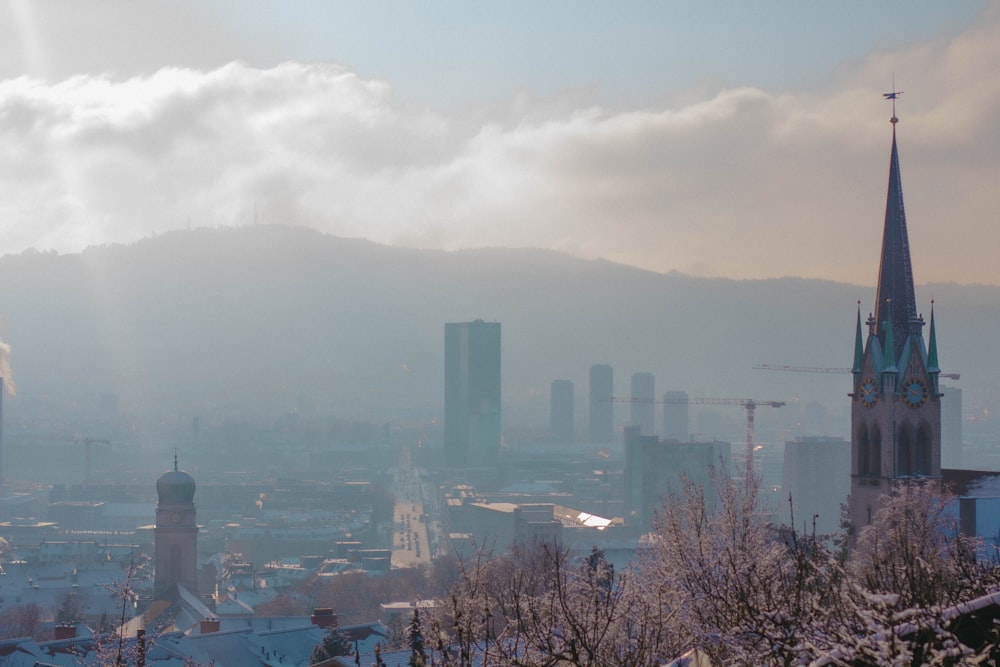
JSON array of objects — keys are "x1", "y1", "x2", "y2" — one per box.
[
  {"x1": 903, "y1": 378, "x2": 928, "y2": 408},
  {"x1": 860, "y1": 377, "x2": 878, "y2": 407}
]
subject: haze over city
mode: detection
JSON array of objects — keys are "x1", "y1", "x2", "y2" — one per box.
[{"x1": 2, "y1": 3, "x2": 1000, "y2": 665}]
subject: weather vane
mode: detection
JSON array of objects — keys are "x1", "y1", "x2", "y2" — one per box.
[{"x1": 883, "y1": 75, "x2": 902, "y2": 125}]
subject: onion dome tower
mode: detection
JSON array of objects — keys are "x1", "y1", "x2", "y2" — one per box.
[
  {"x1": 154, "y1": 456, "x2": 198, "y2": 600},
  {"x1": 849, "y1": 91, "x2": 942, "y2": 532}
]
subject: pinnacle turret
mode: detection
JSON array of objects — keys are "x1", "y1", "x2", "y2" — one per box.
[
  {"x1": 853, "y1": 304, "x2": 864, "y2": 374},
  {"x1": 927, "y1": 303, "x2": 940, "y2": 374}
]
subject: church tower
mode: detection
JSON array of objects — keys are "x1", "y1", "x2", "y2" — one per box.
[
  {"x1": 154, "y1": 457, "x2": 198, "y2": 599},
  {"x1": 849, "y1": 95, "x2": 942, "y2": 531}
]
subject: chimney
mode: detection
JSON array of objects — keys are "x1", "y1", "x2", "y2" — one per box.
[
  {"x1": 54, "y1": 624, "x2": 76, "y2": 640},
  {"x1": 200, "y1": 618, "x2": 220, "y2": 634},
  {"x1": 311, "y1": 608, "x2": 337, "y2": 629}
]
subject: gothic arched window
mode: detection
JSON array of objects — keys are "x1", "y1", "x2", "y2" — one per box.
[
  {"x1": 870, "y1": 425, "x2": 882, "y2": 476},
  {"x1": 897, "y1": 423, "x2": 913, "y2": 476},
  {"x1": 858, "y1": 424, "x2": 871, "y2": 475},
  {"x1": 915, "y1": 422, "x2": 932, "y2": 475}
]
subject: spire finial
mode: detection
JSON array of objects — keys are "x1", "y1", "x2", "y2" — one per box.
[
  {"x1": 174, "y1": 447, "x2": 179, "y2": 471},
  {"x1": 884, "y1": 75, "x2": 902, "y2": 125}
]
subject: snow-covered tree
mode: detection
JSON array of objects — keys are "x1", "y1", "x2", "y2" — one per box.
[
  {"x1": 436, "y1": 466, "x2": 1000, "y2": 665},
  {"x1": 56, "y1": 591, "x2": 88, "y2": 625},
  {"x1": 824, "y1": 482, "x2": 1000, "y2": 665},
  {"x1": 310, "y1": 620, "x2": 354, "y2": 663},
  {"x1": 408, "y1": 607, "x2": 428, "y2": 667},
  {"x1": 849, "y1": 482, "x2": 996, "y2": 609},
  {"x1": 441, "y1": 540, "x2": 674, "y2": 666},
  {"x1": 641, "y1": 461, "x2": 849, "y2": 666}
]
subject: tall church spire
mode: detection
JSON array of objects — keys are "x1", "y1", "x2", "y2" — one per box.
[
  {"x1": 849, "y1": 90, "x2": 943, "y2": 534},
  {"x1": 872, "y1": 95, "x2": 917, "y2": 360}
]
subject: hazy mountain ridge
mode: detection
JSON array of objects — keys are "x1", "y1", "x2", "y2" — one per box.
[{"x1": 0, "y1": 225, "x2": 995, "y2": 442}]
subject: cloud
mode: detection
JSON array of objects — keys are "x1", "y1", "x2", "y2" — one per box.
[{"x1": 0, "y1": 10, "x2": 999, "y2": 285}]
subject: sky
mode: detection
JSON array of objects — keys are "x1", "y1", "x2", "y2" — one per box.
[{"x1": 0, "y1": 0, "x2": 998, "y2": 285}]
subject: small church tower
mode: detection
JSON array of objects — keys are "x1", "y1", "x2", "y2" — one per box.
[
  {"x1": 849, "y1": 93, "x2": 942, "y2": 531},
  {"x1": 154, "y1": 457, "x2": 198, "y2": 599}
]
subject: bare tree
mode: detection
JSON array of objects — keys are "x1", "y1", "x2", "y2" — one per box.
[
  {"x1": 640, "y1": 461, "x2": 850, "y2": 666},
  {"x1": 0, "y1": 602, "x2": 42, "y2": 640},
  {"x1": 824, "y1": 482, "x2": 1000, "y2": 665},
  {"x1": 849, "y1": 482, "x2": 997, "y2": 609},
  {"x1": 439, "y1": 540, "x2": 673, "y2": 666},
  {"x1": 431, "y1": 468, "x2": 1000, "y2": 666}
]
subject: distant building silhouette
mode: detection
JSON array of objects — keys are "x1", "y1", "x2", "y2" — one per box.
[
  {"x1": 550, "y1": 379, "x2": 574, "y2": 443},
  {"x1": 849, "y1": 109, "x2": 942, "y2": 530},
  {"x1": 941, "y1": 386, "x2": 963, "y2": 468},
  {"x1": 624, "y1": 426, "x2": 730, "y2": 531},
  {"x1": 782, "y1": 436, "x2": 849, "y2": 536},
  {"x1": 662, "y1": 390, "x2": 690, "y2": 442},
  {"x1": 154, "y1": 458, "x2": 198, "y2": 599},
  {"x1": 630, "y1": 372, "x2": 655, "y2": 436},
  {"x1": 444, "y1": 320, "x2": 501, "y2": 465},
  {"x1": 588, "y1": 364, "x2": 614, "y2": 444}
]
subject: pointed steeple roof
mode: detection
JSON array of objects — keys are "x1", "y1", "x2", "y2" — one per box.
[
  {"x1": 872, "y1": 122, "x2": 918, "y2": 359},
  {"x1": 853, "y1": 303, "x2": 864, "y2": 374},
  {"x1": 927, "y1": 301, "x2": 940, "y2": 373}
]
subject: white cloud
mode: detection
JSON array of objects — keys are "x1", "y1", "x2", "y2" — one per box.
[{"x1": 0, "y1": 10, "x2": 999, "y2": 285}]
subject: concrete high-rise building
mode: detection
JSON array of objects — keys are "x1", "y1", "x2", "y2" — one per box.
[
  {"x1": 849, "y1": 105, "x2": 943, "y2": 531},
  {"x1": 782, "y1": 436, "x2": 850, "y2": 536},
  {"x1": 154, "y1": 459, "x2": 198, "y2": 600},
  {"x1": 630, "y1": 372, "x2": 655, "y2": 437},
  {"x1": 445, "y1": 320, "x2": 501, "y2": 466},
  {"x1": 941, "y1": 386, "x2": 963, "y2": 468},
  {"x1": 663, "y1": 390, "x2": 690, "y2": 442},
  {"x1": 624, "y1": 426, "x2": 731, "y2": 531},
  {"x1": 550, "y1": 379, "x2": 574, "y2": 443},
  {"x1": 588, "y1": 364, "x2": 614, "y2": 444}
]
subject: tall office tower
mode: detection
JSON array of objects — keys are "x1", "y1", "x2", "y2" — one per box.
[
  {"x1": 154, "y1": 458, "x2": 198, "y2": 600},
  {"x1": 588, "y1": 364, "x2": 614, "y2": 444},
  {"x1": 940, "y1": 386, "x2": 963, "y2": 468},
  {"x1": 663, "y1": 390, "x2": 690, "y2": 442},
  {"x1": 849, "y1": 102, "x2": 943, "y2": 531},
  {"x1": 630, "y1": 372, "x2": 656, "y2": 436},
  {"x1": 550, "y1": 379, "x2": 574, "y2": 443},
  {"x1": 445, "y1": 320, "x2": 501, "y2": 466}
]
